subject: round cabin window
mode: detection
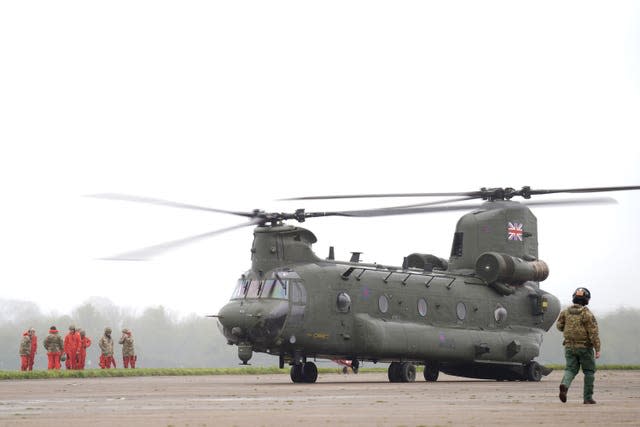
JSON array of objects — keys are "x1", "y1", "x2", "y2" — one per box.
[
  {"x1": 378, "y1": 295, "x2": 389, "y2": 313},
  {"x1": 494, "y1": 306, "x2": 508, "y2": 322},
  {"x1": 456, "y1": 302, "x2": 467, "y2": 320},
  {"x1": 417, "y1": 298, "x2": 427, "y2": 317},
  {"x1": 336, "y1": 292, "x2": 351, "y2": 313}
]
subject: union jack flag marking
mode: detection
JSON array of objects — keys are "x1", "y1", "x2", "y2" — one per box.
[{"x1": 507, "y1": 222, "x2": 523, "y2": 241}]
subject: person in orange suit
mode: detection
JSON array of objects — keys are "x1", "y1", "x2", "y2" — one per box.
[
  {"x1": 63, "y1": 325, "x2": 81, "y2": 369},
  {"x1": 77, "y1": 329, "x2": 92, "y2": 370},
  {"x1": 28, "y1": 328, "x2": 37, "y2": 371}
]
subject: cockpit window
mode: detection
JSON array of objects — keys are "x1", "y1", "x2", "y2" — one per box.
[
  {"x1": 231, "y1": 279, "x2": 250, "y2": 299},
  {"x1": 246, "y1": 280, "x2": 262, "y2": 298},
  {"x1": 262, "y1": 279, "x2": 288, "y2": 299},
  {"x1": 231, "y1": 278, "x2": 289, "y2": 300}
]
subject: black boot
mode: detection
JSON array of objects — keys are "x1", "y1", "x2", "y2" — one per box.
[{"x1": 559, "y1": 384, "x2": 568, "y2": 403}]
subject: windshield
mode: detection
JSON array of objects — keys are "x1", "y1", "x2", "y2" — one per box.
[{"x1": 230, "y1": 278, "x2": 289, "y2": 300}]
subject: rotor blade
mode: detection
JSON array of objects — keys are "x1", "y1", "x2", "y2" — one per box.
[
  {"x1": 329, "y1": 197, "x2": 618, "y2": 218},
  {"x1": 370, "y1": 196, "x2": 478, "y2": 210},
  {"x1": 527, "y1": 185, "x2": 640, "y2": 196},
  {"x1": 279, "y1": 191, "x2": 480, "y2": 201},
  {"x1": 88, "y1": 193, "x2": 255, "y2": 218},
  {"x1": 101, "y1": 218, "x2": 262, "y2": 261},
  {"x1": 522, "y1": 197, "x2": 618, "y2": 207}
]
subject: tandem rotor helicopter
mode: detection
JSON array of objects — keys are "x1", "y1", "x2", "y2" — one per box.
[{"x1": 92, "y1": 185, "x2": 640, "y2": 383}]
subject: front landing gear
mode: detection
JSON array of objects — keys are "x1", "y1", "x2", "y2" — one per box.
[{"x1": 290, "y1": 361, "x2": 318, "y2": 383}]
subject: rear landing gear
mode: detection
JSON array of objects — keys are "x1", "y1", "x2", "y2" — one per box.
[
  {"x1": 525, "y1": 361, "x2": 542, "y2": 382},
  {"x1": 388, "y1": 362, "x2": 416, "y2": 382},
  {"x1": 423, "y1": 362, "x2": 439, "y2": 382},
  {"x1": 290, "y1": 361, "x2": 318, "y2": 383}
]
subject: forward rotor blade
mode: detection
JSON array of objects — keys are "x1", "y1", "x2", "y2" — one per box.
[
  {"x1": 101, "y1": 218, "x2": 262, "y2": 261},
  {"x1": 280, "y1": 191, "x2": 479, "y2": 201},
  {"x1": 88, "y1": 193, "x2": 255, "y2": 218}
]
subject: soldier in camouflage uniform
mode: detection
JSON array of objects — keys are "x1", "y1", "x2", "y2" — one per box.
[
  {"x1": 556, "y1": 287, "x2": 601, "y2": 404},
  {"x1": 19, "y1": 330, "x2": 32, "y2": 371},
  {"x1": 98, "y1": 327, "x2": 115, "y2": 369},
  {"x1": 43, "y1": 326, "x2": 64, "y2": 370},
  {"x1": 119, "y1": 328, "x2": 136, "y2": 368}
]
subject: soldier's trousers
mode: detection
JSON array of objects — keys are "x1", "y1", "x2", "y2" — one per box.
[
  {"x1": 561, "y1": 347, "x2": 596, "y2": 400},
  {"x1": 123, "y1": 355, "x2": 136, "y2": 368},
  {"x1": 47, "y1": 352, "x2": 61, "y2": 370},
  {"x1": 20, "y1": 355, "x2": 29, "y2": 371}
]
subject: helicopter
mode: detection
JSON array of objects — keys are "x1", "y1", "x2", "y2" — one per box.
[{"x1": 92, "y1": 185, "x2": 640, "y2": 383}]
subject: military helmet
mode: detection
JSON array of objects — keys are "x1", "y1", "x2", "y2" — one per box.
[
  {"x1": 105, "y1": 327, "x2": 112, "y2": 333},
  {"x1": 572, "y1": 287, "x2": 591, "y2": 304}
]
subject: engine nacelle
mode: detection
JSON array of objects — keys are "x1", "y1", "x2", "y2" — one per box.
[{"x1": 475, "y1": 252, "x2": 549, "y2": 284}]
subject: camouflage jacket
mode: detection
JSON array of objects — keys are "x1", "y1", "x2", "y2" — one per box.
[
  {"x1": 43, "y1": 333, "x2": 64, "y2": 353},
  {"x1": 556, "y1": 304, "x2": 601, "y2": 352},
  {"x1": 19, "y1": 335, "x2": 31, "y2": 356},
  {"x1": 99, "y1": 335, "x2": 114, "y2": 356},
  {"x1": 119, "y1": 335, "x2": 135, "y2": 356}
]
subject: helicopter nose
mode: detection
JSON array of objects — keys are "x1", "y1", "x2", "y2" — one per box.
[{"x1": 218, "y1": 300, "x2": 288, "y2": 344}]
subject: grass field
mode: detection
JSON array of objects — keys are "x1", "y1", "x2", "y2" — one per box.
[{"x1": 1, "y1": 365, "x2": 639, "y2": 380}]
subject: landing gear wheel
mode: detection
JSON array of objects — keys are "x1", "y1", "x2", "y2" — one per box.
[
  {"x1": 351, "y1": 359, "x2": 360, "y2": 374},
  {"x1": 399, "y1": 362, "x2": 416, "y2": 382},
  {"x1": 526, "y1": 361, "x2": 542, "y2": 382},
  {"x1": 302, "y1": 361, "x2": 318, "y2": 383},
  {"x1": 423, "y1": 362, "x2": 439, "y2": 382},
  {"x1": 290, "y1": 364, "x2": 304, "y2": 383},
  {"x1": 388, "y1": 362, "x2": 402, "y2": 382}
]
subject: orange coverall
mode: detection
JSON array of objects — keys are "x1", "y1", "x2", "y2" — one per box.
[{"x1": 63, "y1": 331, "x2": 81, "y2": 369}]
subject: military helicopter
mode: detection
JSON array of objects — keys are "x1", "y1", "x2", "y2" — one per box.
[{"x1": 92, "y1": 185, "x2": 640, "y2": 384}]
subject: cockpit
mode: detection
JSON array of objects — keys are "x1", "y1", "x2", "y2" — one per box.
[{"x1": 230, "y1": 278, "x2": 290, "y2": 300}]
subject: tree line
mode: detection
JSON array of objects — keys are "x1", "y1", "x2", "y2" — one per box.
[{"x1": 1, "y1": 298, "x2": 639, "y2": 370}]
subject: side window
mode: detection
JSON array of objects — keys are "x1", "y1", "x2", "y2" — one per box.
[
  {"x1": 337, "y1": 292, "x2": 351, "y2": 313},
  {"x1": 378, "y1": 295, "x2": 389, "y2": 313},
  {"x1": 417, "y1": 298, "x2": 427, "y2": 317},
  {"x1": 456, "y1": 302, "x2": 467, "y2": 320},
  {"x1": 291, "y1": 282, "x2": 307, "y2": 305}
]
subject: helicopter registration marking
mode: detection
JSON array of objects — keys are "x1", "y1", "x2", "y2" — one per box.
[{"x1": 307, "y1": 332, "x2": 329, "y2": 340}]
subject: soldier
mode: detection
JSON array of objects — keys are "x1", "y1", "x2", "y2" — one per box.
[
  {"x1": 556, "y1": 287, "x2": 601, "y2": 404},
  {"x1": 119, "y1": 328, "x2": 136, "y2": 368},
  {"x1": 63, "y1": 325, "x2": 81, "y2": 369},
  {"x1": 99, "y1": 327, "x2": 115, "y2": 369},
  {"x1": 78, "y1": 329, "x2": 92, "y2": 370},
  {"x1": 43, "y1": 326, "x2": 64, "y2": 370},
  {"x1": 19, "y1": 330, "x2": 31, "y2": 371},
  {"x1": 28, "y1": 328, "x2": 37, "y2": 371}
]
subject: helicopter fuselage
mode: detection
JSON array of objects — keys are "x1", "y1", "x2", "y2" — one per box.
[{"x1": 218, "y1": 224, "x2": 561, "y2": 381}]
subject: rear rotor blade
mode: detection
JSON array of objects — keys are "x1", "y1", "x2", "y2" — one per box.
[
  {"x1": 101, "y1": 218, "x2": 262, "y2": 261},
  {"x1": 89, "y1": 193, "x2": 255, "y2": 218},
  {"x1": 329, "y1": 197, "x2": 617, "y2": 218},
  {"x1": 527, "y1": 185, "x2": 640, "y2": 196}
]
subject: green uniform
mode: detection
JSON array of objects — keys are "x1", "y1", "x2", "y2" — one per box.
[
  {"x1": 556, "y1": 304, "x2": 600, "y2": 401},
  {"x1": 99, "y1": 335, "x2": 114, "y2": 356},
  {"x1": 19, "y1": 335, "x2": 31, "y2": 356},
  {"x1": 119, "y1": 335, "x2": 135, "y2": 357},
  {"x1": 43, "y1": 333, "x2": 64, "y2": 352}
]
